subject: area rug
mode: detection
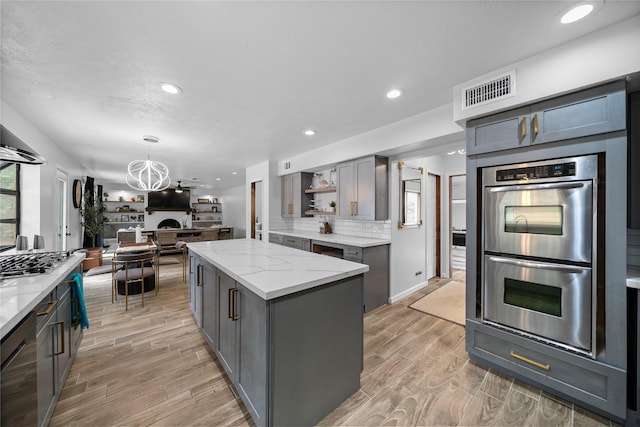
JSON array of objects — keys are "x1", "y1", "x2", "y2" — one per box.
[{"x1": 410, "y1": 280, "x2": 466, "y2": 326}]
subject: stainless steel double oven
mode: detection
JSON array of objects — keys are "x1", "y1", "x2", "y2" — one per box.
[{"x1": 482, "y1": 155, "x2": 599, "y2": 357}]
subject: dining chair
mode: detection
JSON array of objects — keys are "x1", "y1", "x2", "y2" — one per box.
[
  {"x1": 111, "y1": 251, "x2": 158, "y2": 311},
  {"x1": 175, "y1": 241, "x2": 187, "y2": 282}
]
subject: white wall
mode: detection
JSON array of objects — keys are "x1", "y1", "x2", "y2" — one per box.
[
  {"x1": 246, "y1": 160, "x2": 279, "y2": 239},
  {"x1": 221, "y1": 184, "x2": 246, "y2": 239},
  {"x1": 278, "y1": 104, "x2": 464, "y2": 176},
  {"x1": 2, "y1": 100, "x2": 86, "y2": 250},
  {"x1": 454, "y1": 15, "x2": 640, "y2": 123}
]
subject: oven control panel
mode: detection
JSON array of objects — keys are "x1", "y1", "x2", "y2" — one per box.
[{"x1": 496, "y1": 161, "x2": 576, "y2": 182}]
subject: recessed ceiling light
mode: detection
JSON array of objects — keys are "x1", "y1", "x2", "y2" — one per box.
[
  {"x1": 216, "y1": 178, "x2": 221, "y2": 181},
  {"x1": 447, "y1": 150, "x2": 456, "y2": 155},
  {"x1": 231, "y1": 171, "x2": 238, "y2": 175},
  {"x1": 386, "y1": 89, "x2": 403, "y2": 99},
  {"x1": 458, "y1": 149, "x2": 466, "y2": 155},
  {"x1": 160, "y1": 82, "x2": 182, "y2": 94},
  {"x1": 304, "y1": 129, "x2": 316, "y2": 136},
  {"x1": 561, "y1": 4, "x2": 594, "y2": 24}
]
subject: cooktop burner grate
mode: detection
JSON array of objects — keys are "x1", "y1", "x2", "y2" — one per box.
[{"x1": 0, "y1": 251, "x2": 70, "y2": 279}]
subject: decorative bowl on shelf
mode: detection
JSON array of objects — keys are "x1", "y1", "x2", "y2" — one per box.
[{"x1": 318, "y1": 180, "x2": 329, "y2": 188}]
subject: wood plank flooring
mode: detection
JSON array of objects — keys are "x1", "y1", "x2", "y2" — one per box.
[{"x1": 51, "y1": 263, "x2": 620, "y2": 426}]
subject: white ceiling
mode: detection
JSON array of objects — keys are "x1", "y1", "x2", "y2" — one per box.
[{"x1": 2, "y1": 1, "x2": 639, "y2": 192}]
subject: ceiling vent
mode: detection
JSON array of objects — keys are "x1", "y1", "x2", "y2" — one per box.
[{"x1": 462, "y1": 71, "x2": 516, "y2": 110}]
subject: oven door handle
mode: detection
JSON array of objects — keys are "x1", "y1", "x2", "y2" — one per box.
[
  {"x1": 488, "y1": 256, "x2": 588, "y2": 274},
  {"x1": 487, "y1": 182, "x2": 586, "y2": 193}
]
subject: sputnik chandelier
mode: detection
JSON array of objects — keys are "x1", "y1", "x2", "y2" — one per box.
[{"x1": 126, "y1": 135, "x2": 171, "y2": 191}]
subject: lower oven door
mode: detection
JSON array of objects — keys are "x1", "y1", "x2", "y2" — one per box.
[{"x1": 483, "y1": 255, "x2": 593, "y2": 355}]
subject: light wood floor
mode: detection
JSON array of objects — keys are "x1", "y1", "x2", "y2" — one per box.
[{"x1": 51, "y1": 263, "x2": 620, "y2": 426}]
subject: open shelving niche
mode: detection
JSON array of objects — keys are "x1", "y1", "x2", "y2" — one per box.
[
  {"x1": 102, "y1": 200, "x2": 145, "y2": 238},
  {"x1": 192, "y1": 200, "x2": 223, "y2": 225},
  {"x1": 304, "y1": 185, "x2": 336, "y2": 216}
]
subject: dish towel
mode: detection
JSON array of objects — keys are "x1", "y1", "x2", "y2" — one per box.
[{"x1": 71, "y1": 273, "x2": 90, "y2": 330}]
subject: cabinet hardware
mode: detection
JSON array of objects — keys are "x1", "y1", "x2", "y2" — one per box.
[
  {"x1": 228, "y1": 288, "x2": 233, "y2": 319},
  {"x1": 533, "y1": 113, "x2": 539, "y2": 135},
  {"x1": 231, "y1": 289, "x2": 239, "y2": 321},
  {"x1": 510, "y1": 351, "x2": 550, "y2": 371},
  {"x1": 353, "y1": 201, "x2": 357, "y2": 216},
  {"x1": 521, "y1": 116, "x2": 527, "y2": 138},
  {"x1": 37, "y1": 300, "x2": 58, "y2": 316},
  {"x1": 347, "y1": 250, "x2": 358, "y2": 255},
  {"x1": 288, "y1": 203, "x2": 293, "y2": 215},
  {"x1": 196, "y1": 264, "x2": 203, "y2": 286},
  {"x1": 189, "y1": 256, "x2": 193, "y2": 275},
  {"x1": 54, "y1": 321, "x2": 65, "y2": 356}
]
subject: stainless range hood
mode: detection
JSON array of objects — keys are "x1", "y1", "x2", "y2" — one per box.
[{"x1": 1, "y1": 125, "x2": 47, "y2": 164}]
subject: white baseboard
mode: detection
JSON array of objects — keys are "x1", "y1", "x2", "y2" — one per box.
[{"x1": 389, "y1": 280, "x2": 428, "y2": 304}]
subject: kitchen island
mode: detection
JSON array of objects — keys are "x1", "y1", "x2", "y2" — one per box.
[{"x1": 187, "y1": 239, "x2": 368, "y2": 427}]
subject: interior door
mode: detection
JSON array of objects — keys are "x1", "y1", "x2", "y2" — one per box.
[
  {"x1": 426, "y1": 173, "x2": 440, "y2": 278},
  {"x1": 55, "y1": 168, "x2": 68, "y2": 251}
]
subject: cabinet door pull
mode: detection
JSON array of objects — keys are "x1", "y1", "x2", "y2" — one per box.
[
  {"x1": 288, "y1": 203, "x2": 293, "y2": 215},
  {"x1": 54, "y1": 321, "x2": 65, "y2": 356},
  {"x1": 521, "y1": 116, "x2": 527, "y2": 138},
  {"x1": 37, "y1": 300, "x2": 58, "y2": 316},
  {"x1": 510, "y1": 351, "x2": 550, "y2": 371},
  {"x1": 189, "y1": 256, "x2": 193, "y2": 275},
  {"x1": 532, "y1": 113, "x2": 539, "y2": 135},
  {"x1": 347, "y1": 250, "x2": 358, "y2": 255},
  {"x1": 353, "y1": 201, "x2": 357, "y2": 216},
  {"x1": 231, "y1": 289, "x2": 239, "y2": 321},
  {"x1": 196, "y1": 264, "x2": 203, "y2": 286},
  {"x1": 228, "y1": 288, "x2": 233, "y2": 319}
]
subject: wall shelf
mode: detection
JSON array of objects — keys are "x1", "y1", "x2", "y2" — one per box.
[
  {"x1": 304, "y1": 210, "x2": 336, "y2": 216},
  {"x1": 304, "y1": 186, "x2": 336, "y2": 194}
]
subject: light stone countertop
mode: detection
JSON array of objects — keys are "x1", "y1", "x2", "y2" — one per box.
[
  {"x1": 628, "y1": 266, "x2": 640, "y2": 289},
  {"x1": 0, "y1": 253, "x2": 85, "y2": 339},
  {"x1": 187, "y1": 239, "x2": 369, "y2": 300},
  {"x1": 269, "y1": 230, "x2": 390, "y2": 247}
]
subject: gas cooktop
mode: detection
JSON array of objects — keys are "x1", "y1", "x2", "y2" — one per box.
[{"x1": 0, "y1": 251, "x2": 70, "y2": 279}]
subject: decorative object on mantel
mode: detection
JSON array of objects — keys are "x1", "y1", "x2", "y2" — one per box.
[{"x1": 126, "y1": 135, "x2": 170, "y2": 191}]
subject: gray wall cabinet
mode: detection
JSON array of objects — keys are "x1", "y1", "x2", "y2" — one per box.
[
  {"x1": 192, "y1": 257, "x2": 364, "y2": 427},
  {"x1": 466, "y1": 81, "x2": 626, "y2": 155},
  {"x1": 281, "y1": 172, "x2": 313, "y2": 217},
  {"x1": 337, "y1": 155, "x2": 389, "y2": 220},
  {"x1": 36, "y1": 265, "x2": 83, "y2": 427}
]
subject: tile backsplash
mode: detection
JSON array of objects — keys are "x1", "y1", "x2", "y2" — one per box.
[{"x1": 272, "y1": 217, "x2": 391, "y2": 240}]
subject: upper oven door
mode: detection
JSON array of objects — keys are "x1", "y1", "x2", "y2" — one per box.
[{"x1": 484, "y1": 180, "x2": 593, "y2": 263}]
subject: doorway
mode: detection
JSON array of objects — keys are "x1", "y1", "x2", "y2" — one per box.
[
  {"x1": 250, "y1": 180, "x2": 263, "y2": 240},
  {"x1": 449, "y1": 174, "x2": 466, "y2": 278},
  {"x1": 55, "y1": 168, "x2": 68, "y2": 251},
  {"x1": 426, "y1": 172, "x2": 441, "y2": 278}
]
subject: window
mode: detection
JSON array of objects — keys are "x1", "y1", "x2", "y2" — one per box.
[{"x1": 0, "y1": 162, "x2": 20, "y2": 251}]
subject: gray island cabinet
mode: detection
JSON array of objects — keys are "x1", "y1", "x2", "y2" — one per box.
[{"x1": 187, "y1": 239, "x2": 368, "y2": 426}]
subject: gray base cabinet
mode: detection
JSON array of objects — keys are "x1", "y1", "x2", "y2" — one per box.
[
  {"x1": 194, "y1": 258, "x2": 363, "y2": 427},
  {"x1": 466, "y1": 320, "x2": 627, "y2": 420},
  {"x1": 36, "y1": 265, "x2": 83, "y2": 427}
]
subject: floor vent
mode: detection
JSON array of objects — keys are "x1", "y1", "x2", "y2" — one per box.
[{"x1": 462, "y1": 71, "x2": 516, "y2": 110}]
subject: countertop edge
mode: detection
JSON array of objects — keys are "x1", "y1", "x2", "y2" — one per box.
[
  {"x1": 0, "y1": 253, "x2": 85, "y2": 339},
  {"x1": 627, "y1": 266, "x2": 640, "y2": 289},
  {"x1": 269, "y1": 230, "x2": 390, "y2": 247},
  {"x1": 188, "y1": 241, "x2": 369, "y2": 300}
]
